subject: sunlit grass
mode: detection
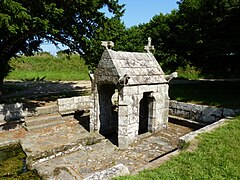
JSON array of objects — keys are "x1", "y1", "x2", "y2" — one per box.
[
  {"x1": 7, "y1": 53, "x2": 89, "y2": 81},
  {"x1": 117, "y1": 116, "x2": 240, "y2": 180}
]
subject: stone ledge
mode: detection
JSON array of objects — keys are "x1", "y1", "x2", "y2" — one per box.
[
  {"x1": 170, "y1": 100, "x2": 239, "y2": 123},
  {"x1": 57, "y1": 96, "x2": 90, "y2": 115},
  {"x1": 84, "y1": 164, "x2": 129, "y2": 180},
  {"x1": 0, "y1": 139, "x2": 19, "y2": 148},
  {"x1": 178, "y1": 117, "x2": 233, "y2": 149}
]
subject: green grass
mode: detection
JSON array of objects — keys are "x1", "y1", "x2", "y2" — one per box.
[
  {"x1": 169, "y1": 81, "x2": 240, "y2": 109},
  {"x1": 0, "y1": 144, "x2": 41, "y2": 179},
  {"x1": 176, "y1": 64, "x2": 204, "y2": 80},
  {"x1": 7, "y1": 53, "x2": 89, "y2": 81},
  {"x1": 117, "y1": 116, "x2": 240, "y2": 180}
]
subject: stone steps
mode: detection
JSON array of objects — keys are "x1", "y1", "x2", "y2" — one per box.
[
  {"x1": 27, "y1": 134, "x2": 105, "y2": 165},
  {"x1": 35, "y1": 104, "x2": 58, "y2": 115},
  {"x1": 25, "y1": 114, "x2": 65, "y2": 131},
  {"x1": 25, "y1": 103, "x2": 59, "y2": 117},
  {"x1": 32, "y1": 138, "x2": 118, "y2": 179},
  {"x1": 21, "y1": 120, "x2": 105, "y2": 165}
]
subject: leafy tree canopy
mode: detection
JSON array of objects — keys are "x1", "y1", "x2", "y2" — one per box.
[
  {"x1": 0, "y1": 0, "x2": 124, "y2": 93},
  {"x1": 139, "y1": 0, "x2": 240, "y2": 75}
]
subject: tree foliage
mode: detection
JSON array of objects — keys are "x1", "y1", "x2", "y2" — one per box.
[
  {"x1": 0, "y1": 0, "x2": 124, "y2": 93},
  {"x1": 85, "y1": 19, "x2": 148, "y2": 69},
  {"x1": 176, "y1": 0, "x2": 240, "y2": 75},
  {"x1": 141, "y1": 0, "x2": 240, "y2": 75},
  {"x1": 84, "y1": 17, "x2": 126, "y2": 68}
]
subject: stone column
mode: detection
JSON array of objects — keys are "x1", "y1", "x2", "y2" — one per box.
[{"x1": 118, "y1": 104, "x2": 129, "y2": 148}]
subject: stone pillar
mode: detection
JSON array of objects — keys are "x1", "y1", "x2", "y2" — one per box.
[
  {"x1": 90, "y1": 84, "x2": 99, "y2": 133},
  {"x1": 153, "y1": 84, "x2": 169, "y2": 131},
  {"x1": 118, "y1": 104, "x2": 129, "y2": 148}
]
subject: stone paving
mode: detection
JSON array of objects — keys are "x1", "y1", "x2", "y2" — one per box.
[{"x1": 0, "y1": 118, "x2": 193, "y2": 179}]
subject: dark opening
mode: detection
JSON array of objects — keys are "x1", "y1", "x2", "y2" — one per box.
[
  {"x1": 139, "y1": 92, "x2": 151, "y2": 134},
  {"x1": 98, "y1": 84, "x2": 119, "y2": 146},
  {"x1": 74, "y1": 110, "x2": 90, "y2": 131}
]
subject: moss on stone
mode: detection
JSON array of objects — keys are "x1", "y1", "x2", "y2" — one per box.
[{"x1": 0, "y1": 144, "x2": 41, "y2": 179}]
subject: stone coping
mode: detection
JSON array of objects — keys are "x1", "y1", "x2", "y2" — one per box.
[{"x1": 178, "y1": 117, "x2": 233, "y2": 149}]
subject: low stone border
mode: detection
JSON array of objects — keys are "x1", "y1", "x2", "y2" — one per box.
[
  {"x1": 1, "y1": 98, "x2": 238, "y2": 132},
  {"x1": 178, "y1": 117, "x2": 232, "y2": 149},
  {"x1": 84, "y1": 164, "x2": 129, "y2": 180},
  {"x1": 169, "y1": 100, "x2": 239, "y2": 123},
  {"x1": 57, "y1": 96, "x2": 90, "y2": 115},
  {"x1": 0, "y1": 103, "x2": 25, "y2": 123},
  {"x1": 0, "y1": 139, "x2": 19, "y2": 148}
]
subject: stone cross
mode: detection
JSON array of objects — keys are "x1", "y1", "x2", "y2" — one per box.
[
  {"x1": 144, "y1": 37, "x2": 154, "y2": 52},
  {"x1": 101, "y1": 41, "x2": 114, "y2": 50}
]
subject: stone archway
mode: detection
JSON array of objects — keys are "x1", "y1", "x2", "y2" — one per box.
[
  {"x1": 98, "y1": 84, "x2": 119, "y2": 145},
  {"x1": 138, "y1": 92, "x2": 156, "y2": 135}
]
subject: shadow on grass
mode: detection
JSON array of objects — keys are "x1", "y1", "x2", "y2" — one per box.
[
  {"x1": 1, "y1": 80, "x2": 90, "y2": 104},
  {"x1": 0, "y1": 80, "x2": 91, "y2": 130},
  {"x1": 169, "y1": 80, "x2": 240, "y2": 109}
]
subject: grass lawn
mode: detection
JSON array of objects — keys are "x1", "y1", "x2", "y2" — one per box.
[
  {"x1": 117, "y1": 116, "x2": 240, "y2": 180},
  {"x1": 7, "y1": 53, "x2": 89, "y2": 81},
  {"x1": 169, "y1": 80, "x2": 240, "y2": 109}
]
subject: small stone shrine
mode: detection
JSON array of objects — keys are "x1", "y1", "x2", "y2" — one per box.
[{"x1": 90, "y1": 38, "x2": 173, "y2": 148}]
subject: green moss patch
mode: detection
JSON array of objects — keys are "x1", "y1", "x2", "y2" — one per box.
[{"x1": 0, "y1": 144, "x2": 41, "y2": 179}]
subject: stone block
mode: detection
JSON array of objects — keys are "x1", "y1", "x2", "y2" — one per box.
[
  {"x1": 138, "y1": 85, "x2": 157, "y2": 94},
  {"x1": 118, "y1": 126, "x2": 128, "y2": 135},
  {"x1": 123, "y1": 87, "x2": 139, "y2": 96},
  {"x1": 85, "y1": 164, "x2": 129, "y2": 180},
  {"x1": 58, "y1": 96, "x2": 90, "y2": 114},
  {"x1": 202, "y1": 107, "x2": 223, "y2": 123},
  {"x1": 169, "y1": 108, "x2": 175, "y2": 116},
  {"x1": 118, "y1": 116, "x2": 128, "y2": 126},
  {"x1": 175, "y1": 109, "x2": 190, "y2": 119},
  {"x1": 0, "y1": 104, "x2": 3, "y2": 112},
  {"x1": 189, "y1": 110, "x2": 202, "y2": 121},
  {"x1": 223, "y1": 108, "x2": 236, "y2": 117},
  {"x1": 118, "y1": 136, "x2": 129, "y2": 149},
  {"x1": 0, "y1": 114, "x2": 4, "y2": 121},
  {"x1": 0, "y1": 103, "x2": 24, "y2": 121},
  {"x1": 177, "y1": 102, "x2": 194, "y2": 112},
  {"x1": 169, "y1": 100, "x2": 178, "y2": 109},
  {"x1": 118, "y1": 105, "x2": 128, "y2": 117},
  {"x1": 129, "y1": 115, "x2": 138, "y2": 125},
  {"x1": 122, "y1": 95, "x2": 134, "y2": 105}
]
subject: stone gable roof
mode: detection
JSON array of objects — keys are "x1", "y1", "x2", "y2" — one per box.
[{"x1": 96, "y1": 49, "x2": 167, "y2": 85}]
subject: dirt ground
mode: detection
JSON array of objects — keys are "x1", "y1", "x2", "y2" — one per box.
[{"x1": 1, "y1": 80, "x2": 91, "y2": 105}]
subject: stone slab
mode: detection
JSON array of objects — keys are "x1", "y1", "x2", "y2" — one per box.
[{"x1": 84, "y1": 164, "x2": 129, "y2": 180}]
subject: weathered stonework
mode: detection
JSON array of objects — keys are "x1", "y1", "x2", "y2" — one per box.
[
  {"x1": 169, "y1": 100, "x2": 239, "y2": 123},
  {"x1": 90, "y1": 49, "x2": 170, "y2": 148},
  {"x1": 0, "y1": 103, "x2": 25, "y2": 123},
  {"x1": 57, "y1": 96, "x2": 90, "y2": 115}
]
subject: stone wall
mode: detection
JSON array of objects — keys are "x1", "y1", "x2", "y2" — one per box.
[
  {"x1": 0, "y1": 96, "x2": 90, "y2": 126},
  {"x1": 169, "y1": 100, "x2": 239, "y2": 123},
  {"x1": 0, "y1": 103, "x2": 25, "y2": 124},
  {"x1": 1, "y1": 98, "x2": 238, "y2": 130},
  {"x1": 57, "y1": 96, "x2": 90, "y2": 115}
]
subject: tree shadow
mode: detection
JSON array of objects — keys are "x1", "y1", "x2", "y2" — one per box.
[{"x1": 0, "y1": 80, "x2": 91, "y2": 131}]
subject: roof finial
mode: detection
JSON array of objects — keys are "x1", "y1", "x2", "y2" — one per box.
[
  {"x1": 144, "y1": 37, "x2": 154, "y2": 53},
  {"x1": 101, "y1": 41, "x2": 114, "y2": 50}
]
